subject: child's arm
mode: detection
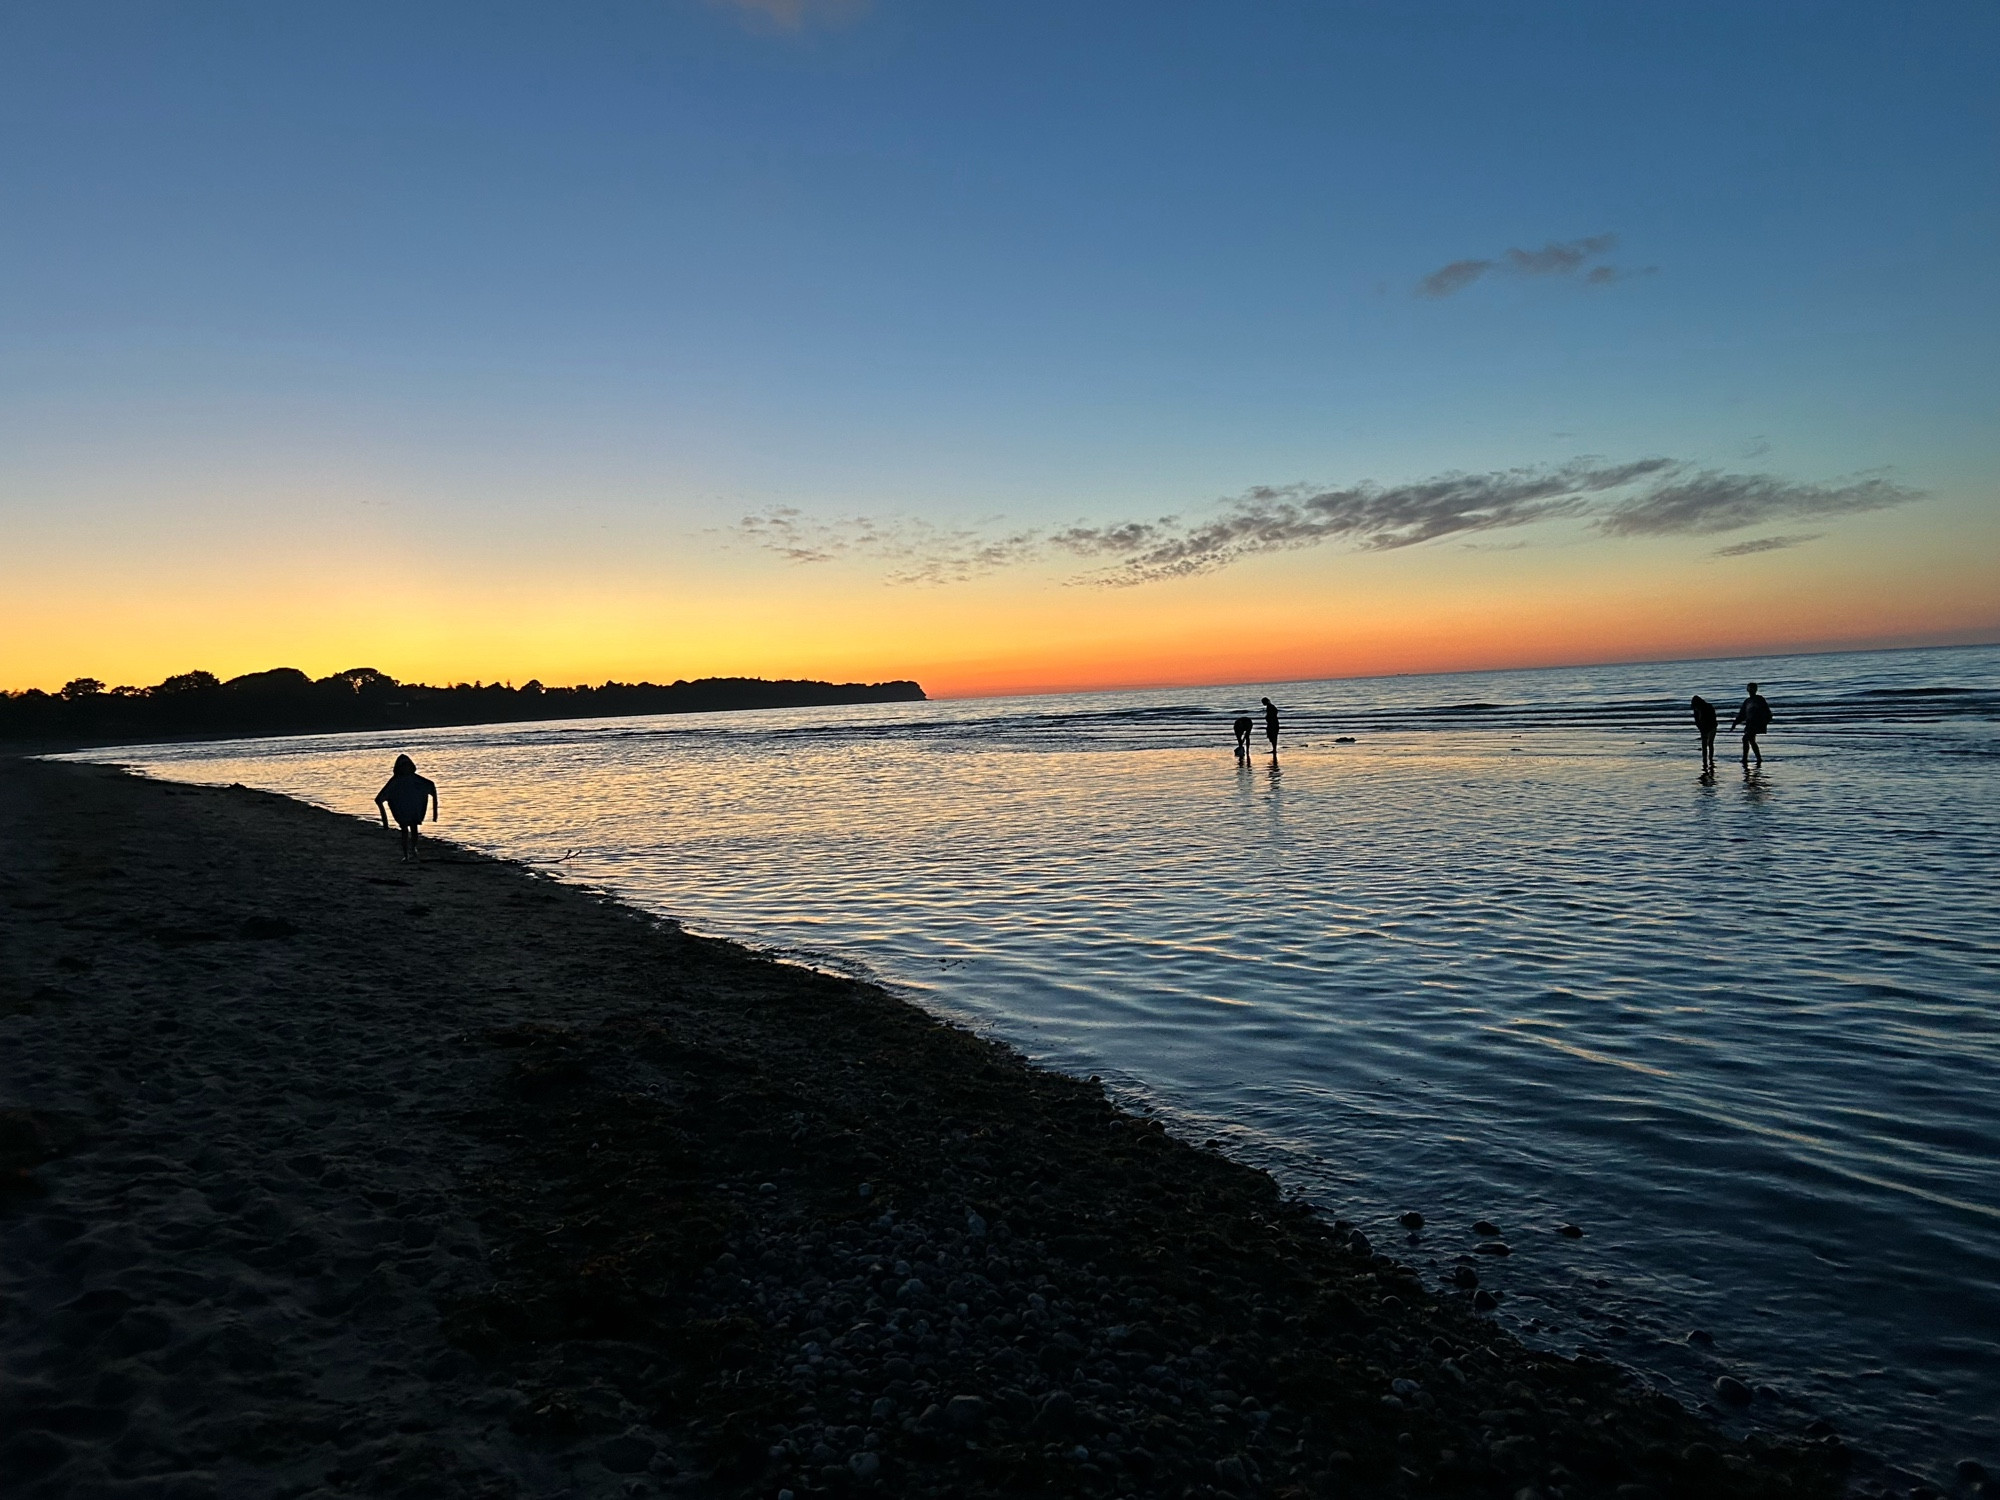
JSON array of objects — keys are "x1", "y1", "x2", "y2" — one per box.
[{"x1": 375, "y1": 784, "x2": 391, "y2": 826}]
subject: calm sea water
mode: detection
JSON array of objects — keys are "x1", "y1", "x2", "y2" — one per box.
[{"x1": 80, "y1": 645, "x2": 2000, "y2": 1478}]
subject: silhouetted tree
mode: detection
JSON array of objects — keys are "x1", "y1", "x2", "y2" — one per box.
[{"x1": 153, "y1": 670, "x2": 222, "y2": 695}]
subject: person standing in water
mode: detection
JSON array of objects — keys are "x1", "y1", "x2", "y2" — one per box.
[
  {"x1": 1691, "y1": 694, "x2": 1719, "y2": 775},
  {"x1": 1729, "y1": 682, "x2": 1773, "y2": 768},
  {"x1": 1232, "y1": 715, "x2": 1254, "y2": 758},
  {"x1": 375, "y1": 754, "x2": 440, "y2": 862},
  {"x1": 1261, "y1": 697, "x2": 1280, "y2": 755}
]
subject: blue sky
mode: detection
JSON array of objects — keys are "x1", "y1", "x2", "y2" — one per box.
[{"x1": 3, "y1": 1, "x2": 1996, "y2": 691}]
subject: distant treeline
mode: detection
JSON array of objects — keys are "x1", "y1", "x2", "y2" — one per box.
[{"x1": 0, "y1": 667, "x2": 927, "y2": 746}]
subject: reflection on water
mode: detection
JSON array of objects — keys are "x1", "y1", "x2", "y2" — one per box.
[{"x1": 83, "y1": 645, "x2": 2000, "y2": 1475}]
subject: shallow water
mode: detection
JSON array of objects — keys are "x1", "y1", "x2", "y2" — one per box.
[{"x1": 83, "y1": 645, "x2": 2000, "y2": 1477}]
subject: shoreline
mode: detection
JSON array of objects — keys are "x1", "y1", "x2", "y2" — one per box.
[{"x1": 1, "y1": 759, "x2": 1861, "y2": 1498}]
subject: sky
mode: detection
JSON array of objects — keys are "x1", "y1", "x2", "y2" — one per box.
[{"x1": 3, "y1": 0, "x2": 1997, "y2": 697}]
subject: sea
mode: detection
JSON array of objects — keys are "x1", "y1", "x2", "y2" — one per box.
[{"x1": 75, "y1": 643, "x2": 2000, "y2": 1480}]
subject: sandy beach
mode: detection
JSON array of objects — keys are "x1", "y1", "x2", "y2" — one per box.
[{"x1": 0, "y1": 757, "x2": 1854, "y2": 1499}]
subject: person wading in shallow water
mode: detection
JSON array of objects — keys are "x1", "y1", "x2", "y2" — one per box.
[
  {"x1": 374, "y1": 754, "x2": 440, "y2": 862},
  {"x1": 1691, "y1": 694, "x2": 1720, "y2": 776},
  {"x1": 1233, "y1": 715, "x2": 1254, "y2": 759},
  {"x1": 1730, "y1": 682, "x2": 1773, "y2": 768},
  {"x1": 1261, "y1": 697, "x2": 1281, "y2": 756}
]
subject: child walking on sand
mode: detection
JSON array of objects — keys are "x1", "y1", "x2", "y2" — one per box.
[{"x1": 374, "y1": 754, "x2": 439, "y2": 862}]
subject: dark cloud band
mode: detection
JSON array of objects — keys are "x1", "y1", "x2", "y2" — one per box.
[{"x1": 735, "y1": 460, "x2": 1921, "y2": 587}]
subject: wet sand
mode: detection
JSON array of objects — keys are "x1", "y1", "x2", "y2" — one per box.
[{"x1": 0, "y1": 758, "x2": 1853, "y2": 1499}]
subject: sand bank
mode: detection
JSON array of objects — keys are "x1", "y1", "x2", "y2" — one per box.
[{"x1": 0, "y1": 759, "x2": 1850, "y2": 1499}]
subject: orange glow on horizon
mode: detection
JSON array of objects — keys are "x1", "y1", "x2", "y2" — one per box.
[{"x1": 6, "y1": 497, "x2": 1996, "y2": 701}]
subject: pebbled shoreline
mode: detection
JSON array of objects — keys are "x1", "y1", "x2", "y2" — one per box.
[{"x1": 0, "y1": 758, "x2": 1854, "y2": 1498}]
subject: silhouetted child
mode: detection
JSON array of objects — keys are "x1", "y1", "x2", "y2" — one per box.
[
  {"x1": 1729, "y1": 682, "x2": 1773, "y2": 767},
  {"x1": 1233, "y1": 716, "x2": 1253, "y2": 758},
  {"x1": 375, "y1": 754, "x2": 439, "y2": 862},
  {"x1": 1691, "y1": 694, "x2": 1719, "y2": 774},
  {"x1": 1261, "y1": 697, "x2": 1280, "y2": 754}
]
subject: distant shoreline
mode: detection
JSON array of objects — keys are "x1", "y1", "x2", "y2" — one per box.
[{"x1": 0, "y1": 672, "x2": 927, "y2": 756}]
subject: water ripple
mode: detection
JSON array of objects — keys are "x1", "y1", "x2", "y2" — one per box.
[{"x1": 83, "y1": 643, "x2": 2000, "y2": 1477}]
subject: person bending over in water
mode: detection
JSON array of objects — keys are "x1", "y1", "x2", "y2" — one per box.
[
  {"x1": 1261, "y1": 697, "x2": 1281, "y2": 755},
  {"x1": 1729, "y1": 682, "x2": 1773, "y2": 768},
  {"x1": 1233, "y1": 715, "x2": 1253, "y2": 758},
  {"x1": 1691, "y1": 694, "x2": 1719, "y2": 775},
  {"x1": 375, "y1": 754, "x2": 440, "y2": 862}
]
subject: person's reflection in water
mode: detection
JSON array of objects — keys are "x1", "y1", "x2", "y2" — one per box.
[
  {"x1": 1261, "y1": 697, "x2": 1280, "y2": 756},
  {"x1": 374, "y1": 754, "x2": 440, "y2": 862},
  {"x1": 1691, "y1": 694, "x2": 1719, "y2": 779},
  {"x1": 1233, "y1": 715, "x2": 1253, "y2": 759},
  {"x1": 1730, "y1": 681, "x2": 1772, "y2": 767}
]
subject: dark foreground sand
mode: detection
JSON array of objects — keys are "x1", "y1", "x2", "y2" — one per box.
[{"x1": 0, "y1": 758, "x2": 1855, "y2": 1500}]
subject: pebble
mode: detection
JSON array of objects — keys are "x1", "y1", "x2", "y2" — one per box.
[
  {"x1": 1958, "y1": 1460, "x2": 1989, "y2": 1483},
  {"x1": 1449, "y1": 1266, "x2": 1479, "y2": 1289},
  {"x1": 1474, "y1": 1241, "x2": 1512, "y2": 1256},
  {"x1": 1686, "y1": 1329, "x2": 1715, "y2": 1346},
  {"x1": 1473, "y1": 1220, "x2": 1501, "y2": 1235},
  {"x1": 1347, "y1": 1230, "x2": 1372, "y2": 1258},
  {"x1": 1473, "y1": 1289, "x2": 1499, "y2": 1312},
  {"x1": 848, "y1": 1451, "x2": 881, "y2": 1480},
  {"x1": 1398, "y1": 1211, "x2": 1425, "y2": 1232},
  {"x1": 1713, "y1": 1375, "x2": 1754, "y2": 1407},
  {"x1": 1557, "y1": 1222, "x2": 1584, "y2": 1238},
  {"x1": 945, "y1": 1394, "x2": 986, "y2": 1432}
]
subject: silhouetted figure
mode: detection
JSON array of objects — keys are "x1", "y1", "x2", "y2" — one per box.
[
  {"x1": 375, "y1": 754, "x2": 439, "y2": 862},
  {"x1": 1261, "y1": 697, "x2": 1280, "y2": 755},
  {"x1": 1729, "y1": 682, "x2": 1773, "y2": 767},
  {"x1": 1691, "y1": 694, "x2": 1719, "y2": 775},
  {"x1": 1233, "y1": 716, "x2": 1253, "y2": 758}
]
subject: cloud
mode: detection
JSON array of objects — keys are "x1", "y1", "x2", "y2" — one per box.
[
  {"x1": 1506, "y1": 234, "x2": 1617, "y2": 276},
  {"x1": 1418, "y1": 233, "x2": 1650, "y2": 297},
  {"x1": 732, "y1": 509, "x2": 1041, "y2": 584},
  {"x1": 735, "y1": 460, "x2": 1923, "y2": 587},
  {"x1": 1053, "y1": 458, "x2": 1679, "y2": 586},
  {"x1": 709, "y1": 0, "x2": 868, "y2": 31},
  {"x1": 1712, "y1": 533, "x2": 1824, "y2": 558},
  {"x1": 1596, "y1": 472, "x2": 1917, "y2": 537},
  {"x1": 1416, "y1": 259, "x2": 1494, "y2": 298}
]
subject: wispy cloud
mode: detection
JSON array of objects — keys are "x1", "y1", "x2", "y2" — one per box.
[
  {"x1": 1597, "y1": 472, "x2": 1915, "y2": 536},
  {"x1": 1417, "y1": 233, "x2": 1652, "y2": 298},
  {"x1": 708, "y1": 0, "x2": 868, "y2": 31},
  {"x1": 1415, "y1": 259, "x2": 1493, "y2": 298},
  {"x1": 733, "y1": 508, "x2": 1041, "y2": 584},
  {"x1": 735, "y1": 461, "x2": 1923, "y2": 587},
  {"x1": 1052, "y1": 458, "x2": 1676, "y2": 586},
  {"x1": 1712, "y1": 533, "x2": 1824, "y2": 558}
]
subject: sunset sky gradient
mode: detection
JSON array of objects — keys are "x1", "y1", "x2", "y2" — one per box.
[{"x1": 4, "y1": 1, "x2": 1997, "y2": 697}]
